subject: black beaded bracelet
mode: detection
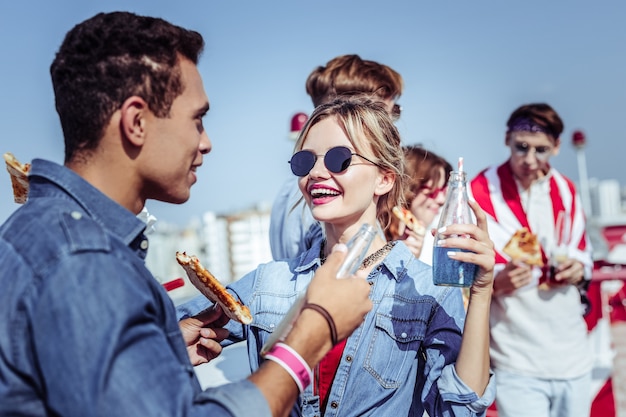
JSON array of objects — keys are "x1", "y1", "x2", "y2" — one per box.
[{"x1": 301, "y1": 302, "x2": 338, "y2": 346}]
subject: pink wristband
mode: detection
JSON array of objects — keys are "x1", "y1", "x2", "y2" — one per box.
[{"x1": 263, "y1": 342, "x2": 312, "y2": 392}]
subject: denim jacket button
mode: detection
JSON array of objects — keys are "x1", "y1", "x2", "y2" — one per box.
[
  {"x1": 401, "y1": 332, "x2": 407, "y2": 339},
  {"x1": 269, "y1": 323, "x2": 275, "y2": 328},
  {"x1": 330, "y1": 401, "x2": 339, "y2": 408},
  {"x1": 70, "y1": 211, "x2": 82, "y2": 220},
  {"x1": 140, "y1": 239, "x2": 149, "y2": 250},
  {"x1": 345, "y1": 355, "x2": 353, "y2": 362}
]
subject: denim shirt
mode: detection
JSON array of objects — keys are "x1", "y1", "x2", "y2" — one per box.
[
  {"x1": 179, "y1": 241, "x2": 495, "y2": 416},
  {"x1": 0, "y1": 159, "x2": 270, "y2": 417},
  {"x1": 268, "y1": 177, "x2": 323, "y2": 260}
]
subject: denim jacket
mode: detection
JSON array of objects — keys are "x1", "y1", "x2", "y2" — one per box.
[
  {"x1": 268, "y1": 177, "x2": 322, "y2": 260},
  {"x1": 0, "y1": 159, "x2": 270, "y2": 417},
  {"x1": 179, "y1": 240, "x2": 495, "y2": 416}
]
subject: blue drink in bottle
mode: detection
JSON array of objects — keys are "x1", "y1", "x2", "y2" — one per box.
[
  {"x1": 433, "y1": 247, "x2": 478, "y2": 287},
  {"x1": 432, "y1": 159, "x2": 477, "y2": 287}
]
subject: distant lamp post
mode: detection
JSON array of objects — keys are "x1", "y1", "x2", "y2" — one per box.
[
  {"x1": 572, "y1": 130, "x2": 592, "y2": 216},
  {"x1": 289, "y1": 112, "x2": 308, "y2": 141}
]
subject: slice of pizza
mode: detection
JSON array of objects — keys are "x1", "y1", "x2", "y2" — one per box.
[
  {"x1": 392, "y1": 206, "x2": 425, "y2": 235},
  {"x1": 176, "y1": 251, "x2": 253, "y2": 324},
  {"x1": 4, "y1": 152, "x2": 31, "y2": 204},
  {"x1": 502, "y1": 227, "x2": 544, "y2": 267}
]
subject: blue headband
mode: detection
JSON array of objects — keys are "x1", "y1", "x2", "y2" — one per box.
[{"x1": 507, "y1": 117, "x2": 554, "y2": 137}]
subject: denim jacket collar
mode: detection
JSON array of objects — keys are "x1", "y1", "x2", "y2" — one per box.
[
  {"x1": 379, "y1": 240, "x2": 413, "y2": 282},
  {"x1": 293, "y1": 238, "x2": 323, "y2": 274},
  {"x1": 293, "y1": 237, "x2": 413, "y2": 282},
  {"x1": 29, "y1": 159, "x2": 146, "y2": 247}
]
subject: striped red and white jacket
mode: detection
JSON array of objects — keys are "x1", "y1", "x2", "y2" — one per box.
[{"x1": 470, "y1": 161, "x2": 592, "y2": 282}]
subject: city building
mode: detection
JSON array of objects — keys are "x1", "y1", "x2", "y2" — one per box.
[{"x1": 146, "y1": 204, "x2": 272, "y2": 305}]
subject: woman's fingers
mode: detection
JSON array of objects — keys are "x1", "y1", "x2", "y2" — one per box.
[{"x1": 468, "y1": 200, "x2": 489, "y2": 232}]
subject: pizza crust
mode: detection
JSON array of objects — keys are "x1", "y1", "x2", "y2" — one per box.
[
  {"x1": 176, "y1": 251, "x2": 253, "y2": 324},
  {"x1": 4, "y1": 152, "x2": 30, "y2": 204},
  {"x1": 392, "y1": 206, "x2": 425, "y2": 235},
  {"x1": 502, "y1": 227, "x2": 544, "y2": 267}
]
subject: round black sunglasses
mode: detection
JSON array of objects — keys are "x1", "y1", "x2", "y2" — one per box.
[{"x1": 289, "y1": 146, "x2": 380, "y2": 177}]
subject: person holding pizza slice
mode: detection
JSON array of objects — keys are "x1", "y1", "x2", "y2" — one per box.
[
  {"x1": 469, "y1": 102, "x2": 593, "y2": 417},
  {"x1": 0, "y1": 11, "x2": 374, "y2": 417},
  {"x1": 180, "y1": 96, "x2": 497, "y2": 416},
  {"x1": 387, "y1": 145, "x2": 452, "y2": 264}
]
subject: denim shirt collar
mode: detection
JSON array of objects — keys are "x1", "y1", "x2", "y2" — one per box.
[
  {"x1": 29, "y1": 159, "x2": 147, "y2": 247},
  {"x1": 293, "y1": 238, "x2": 324, "y2": 273},
  {"x1": 293, "y1": 237, "x2": 413, "y2": 282},
  {"x1": 378, "y1": 240, "x2": 413, "y2": 282}
]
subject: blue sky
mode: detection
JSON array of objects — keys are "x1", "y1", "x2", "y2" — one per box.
[{"x1": 1, "y1": 1, "x2": 625, "y2": 226}]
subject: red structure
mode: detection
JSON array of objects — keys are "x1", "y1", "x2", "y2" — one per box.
[
  {"x1": 572, "y1": 129, "x2": 587, "y2": 148},
  {"x1": 289, "y1": 112, "x2": 308, "y2": 141}
]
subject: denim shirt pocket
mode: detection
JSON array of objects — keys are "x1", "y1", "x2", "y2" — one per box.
[
  {"x1": 364, "y1": 312, "x2": 426, "y2": 389},
  {"x1": 250, "y1": 309, "x2": 286, "y2": 335},
  {"x1": 248, "y1": 293, "x2": 297, "y2": 348}
]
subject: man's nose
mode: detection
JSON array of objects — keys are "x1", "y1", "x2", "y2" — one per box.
[{"x1": 200, "y1": 131, "x2": 212, "y2": 155}]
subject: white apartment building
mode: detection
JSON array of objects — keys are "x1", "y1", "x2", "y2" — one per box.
[
  {"x1": 589, "y1": 178, "x2": 624, "y2": 218},
  {"x1": 145, "y1": 205, "x2": 272, "y2": 305}
]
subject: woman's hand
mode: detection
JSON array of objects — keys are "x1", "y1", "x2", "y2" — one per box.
[
  {"x1": 397, "y1": 221, "x2": 426, "y2": 258},
  {"x1": 435, "y1": 200, "x2": 495, "y2": 295}
]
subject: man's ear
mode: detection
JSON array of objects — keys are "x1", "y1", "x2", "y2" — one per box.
[
  {"x1": 120, "y1": 96, "x2": 149, "y2": 147},
  {"x1": 374, "y1": 170, "x2": 395, "y2": 196},
  {"x1": 551, "y1": 137, "x2": 561, "y2": 157}
]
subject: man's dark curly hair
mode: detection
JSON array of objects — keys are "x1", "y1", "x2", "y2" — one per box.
[{"x1": 50, "y1": 12, "x2": 204, "y2": 162}]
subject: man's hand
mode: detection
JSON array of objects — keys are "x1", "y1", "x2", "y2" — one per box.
[
  {"x1": 179, "y1": 306, "x2": 230, "y2": 365},
  {"x1": 493, "y1": 261, "x2": 534, "y2": 295},
  {"x1": 304, "y1": 244, "x2": 373, "y2": 343},
  {"x1": 551, "y1": 258, "x2": 585, "y2": 286}
]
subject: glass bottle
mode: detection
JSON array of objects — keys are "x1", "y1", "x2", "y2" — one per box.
[
  {"x1": 261, "y1": 223, "x2": 376, "y2": 355},
  {"x1": 336, "y1": 223, "x2": 377, "y2": 278},
  {"x1": 432, "y1": 169, "x2": 477, "y2": 287},
  {"x1": 549, "y1": 210, "x2": 570, "y2": 284}
]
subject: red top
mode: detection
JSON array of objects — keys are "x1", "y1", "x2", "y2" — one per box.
[{"x1": 316, "y1": 339, "x2": 347, "y2": 411}]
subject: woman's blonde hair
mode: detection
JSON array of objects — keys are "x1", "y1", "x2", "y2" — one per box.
[{"x1": 293, "y1": 95, "x2": 406, "y2": 235}]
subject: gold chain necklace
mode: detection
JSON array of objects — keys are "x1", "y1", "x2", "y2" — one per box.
[{"x1": 319, "y1": 241, "x2": 396, "y2": 269}]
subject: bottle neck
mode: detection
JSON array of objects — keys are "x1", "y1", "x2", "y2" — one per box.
[
  {"x1": 447, "y1": 171, "x2": 467, "y2": 185},
  {"x1": 436, "y1": 169, "x2": 472, "y2": 231}
]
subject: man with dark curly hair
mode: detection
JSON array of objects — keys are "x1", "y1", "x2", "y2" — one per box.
[{"x1": 0, "y1": 11, "x2": 372, "y2": 416}]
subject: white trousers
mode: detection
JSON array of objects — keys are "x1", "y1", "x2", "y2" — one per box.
[{"x1": 494, "y1": 369, "x2": 592, "y2": 417}]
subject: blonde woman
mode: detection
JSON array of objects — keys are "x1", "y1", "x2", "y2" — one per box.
[{"x1": 180, "y1": 96, "x2": 496, "y2": 416}]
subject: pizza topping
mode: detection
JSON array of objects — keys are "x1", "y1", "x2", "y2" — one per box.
[
  {"x1": 392, "y1": 206, "x2": 425, "y2": 235},
  {"x1": 176, "y1": 251, "x2": 253, "y2": 324},
  {"x1": 502, "y1": 227, "x2": 544, "y2": 267},
  {"x1": 4, "y1": 152, "x2": 30, "y2": 204}
]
